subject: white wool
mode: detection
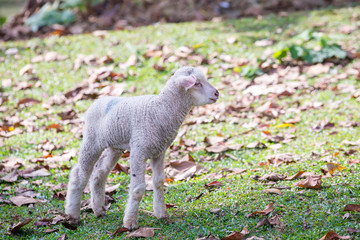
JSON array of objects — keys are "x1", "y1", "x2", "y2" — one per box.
[{"x1": 65, "y1": 66, "x2": 219, "y2": 229}]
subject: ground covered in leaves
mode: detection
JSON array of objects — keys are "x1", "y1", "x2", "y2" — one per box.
[{"x1": 1, "y1": 5, "x2": 360, "y2": 240}]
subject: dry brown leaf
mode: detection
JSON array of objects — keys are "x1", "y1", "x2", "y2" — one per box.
[
  {"x1": 10, "y1": 195, "x2": 42, "y2": 206},
  {"x1": 294, "y1": 175, "x2": 322, "y2": 189},
  {"x1": 318, "y1": 230, "x2": 351, "y2": 240},
  {"x1": 349, "y1": 159, "x2": 360, "y2": 165},
  {"x1": 19, "y1": 64, "x2": 34, "y2": 76},
  {"x1": 105, "y1": 183, "x2": 121, "y2": 195},
  {"x1": 126, "y1": 227, "x2": 155, "y2": 238},
  {"x1": 197, "y1": 233, "x2": 220, "y2": 240},
  {"x1": 264, "y1": 188, "x2": 281, "y2": 195},
  {"x1": 111, "y1": 227, "x2": 129, "y2": 236},
  {"x1": 247, "y1": 203, "x2": 274, "y2": 217},
  {"x1": 2, "y1": 157, "x2": 23, "y2": 170},
  {"x1": 304, "y1": 63, "x2": 330, "y2": 77},
  {"x1": 58, "y1": 233, "x2": 66, "y2": 240},
  {"x1": 205, "y1": 180, "x2": 222, "y2": 188},
  {"x1": 166, "y1": 159, "x2": 207, "y2": 181},
  {"x1": 44, "y1": 228, "x2": 58, "y2": 233},
  {"x1": 326, "y1": 162, "x2": 345, "y2": 175},
  {"x1": 45, "y1": 123, "x2": 64, "y2": 132},
  {"x1": 344, "y1": 204, "x2": 360, "y2": 212},
  {"x1": 267, "y1": 153, "x2": 296, "y2": 166},
  {"x1": 0, "y1": 170, "x2": 19, "y2": 182},
  {"x1": 119, "y1": 55, "x2": 137, "y2": 69},
  {"x1": 8, "y1": 218, "x2": 32, "y2": 234},
  {"x1": 246, "y1": 237, "x2": 265, "y2": 240},
  {"x1": 285, "y1": 171, "x2": 305, "y2": 180},
  {"x1": 206, "y1": 143, "x2": 229, "y2": 153},
  {"x1": 58, "y1": 110, "x2": 77, "y2": 120},
  {"x1": 22, "y1": 168, "x2": 51, "y2": 178},
  {"x1": 17, "y1": 98, "x2": 41, "y2": 108},
  {"x1": 221, "y1": 231, "x2": 246, "y2": 240},
  {"x1": 259, "y1": 173, "x2": 286, "y2": 182},
  {"x1": 112, "y1": 163, "x2": 129, "y2": 174}
]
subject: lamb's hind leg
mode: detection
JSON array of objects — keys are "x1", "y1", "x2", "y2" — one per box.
[
  {"x1": 65, "y1": 140, "x2": 102, "y2": 224},
  {"x1": 151, "y1": 153, "x2": 168, "y2": 219},
  {"x1": 90, "y1": 147, "x2": 121, "y2": 217}
]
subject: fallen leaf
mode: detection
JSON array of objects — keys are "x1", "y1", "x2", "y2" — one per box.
[
  {"x1": 119, "y1": 55, "x2": 137, "y2": 69},
  {"x1": 112, "y1": 163, "x2": 129, "y2": 174},
  {"x1": 264, "y1": 188, "x2": 281, "y2": 195},
  {"x1": 294, "y1": 176, "x2": 322, "y2": 189},
  {"x1": 205, "y1": 181, "x2": 222, "y2": 188},
  {"x1": 166, "y1": 159, "x2": 207, "y2": 181},
  {"x1": 58, "y1": 233, "x2": 66, "y2": 240},
  {"x1": 221, "y1": 231, "x2": 246, "y2": 240},
  {"x1": 197, "y1": 233, "x2": 220, "y2": 240},
  {"x1": 45, "y1": 124, "x2": 64, "y2": 132},
  {"x1": 347, "y1": 228, "x2": 360, "y2": 233},
  {"x1": 111, "y1": 227, "x2": 129, "y2": 236},
  {"x1": 17, "y1": 98, "x2": 41, "y2": 108},
  {"x1": 206, "y1": 143, "x2": 229, "y2": 153},
  {"x1": 285, "y1": 171, "x2": 305, "y2": 180},
  {"x1": 342, "y1": 139, "x2": 360, "y2": 146},
  {"x1": 340, "y1": 25, "x2": 357, "y2": 34},
  {"x1": 255, "y1": 218, "x2": 270, "y2": 228},
  {"x1": 259, "y1": 173, "x2": 286, "y2": 182},
  {"x1": 254, "y1": 39, "x2": 274, "y2": 47},
  {"x1": 344, "y1": 204, "x2": 360, "y2": 212},
  {"x1": 247, "y1": 203, "x2": 274, "y2": 217},
  {"x1": 349, "y1": 159, "x2": 360, "y2": 165},
  {"x1": 105, "y1": 183, "x2": 121, "y2": 195},
  {"x1": 0, "y1": 170, "x2": 19, "y2": 182},
  {"x1": 126, "y1": 227, "x2": 155, "y2": 238},
  {"x1": 246, "y1": 141, "x2": 267, "y2": 149},
  {"x1": 44, "y1": 228, "x2": 58, "y2": 233},
  {"x1": 313, "y1": 121, "x2": 335, "y2": 132},
  {"x1": 22, "y1": 168, "x2": 51, "y2": 178},
  {"x1": 8, "y1": 219, "x2": 32, "y2": 234},
  {"x1": 318, "y1": 230, "x2": 351, "y2": 240},
  {"x1": 19, "y1": 64, "x2": 34, "y2": 76},
  {"x1": 10, "y1": 196, "x2": 42, "y2": 206},
  {"x1": 58, "y1": 110, "x2": 77, "y2": 120},
  {"x1": 326, "y1": 162, "x2": 345, "y2": 175}
]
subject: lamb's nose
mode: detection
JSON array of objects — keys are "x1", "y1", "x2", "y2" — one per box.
[{"x1": 214, "y1": 90, "x2": 219, "y2": 97}]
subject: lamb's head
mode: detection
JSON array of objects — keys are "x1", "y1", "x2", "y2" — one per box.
[{"x1": 171, "y1": 66, "x2": 219, "y2": 106}]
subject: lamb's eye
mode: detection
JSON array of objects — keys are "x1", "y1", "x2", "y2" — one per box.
[{"x1": 194, "y1": 82, "x2": 202, "y2": 86}]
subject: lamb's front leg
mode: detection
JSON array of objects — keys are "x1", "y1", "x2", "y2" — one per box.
[
  {"x1": 123, "y1": 151, "x2": 146, "y2": 230},
  {"x1": 150, "y1": 153, "x2": 168, "y2": 219}
]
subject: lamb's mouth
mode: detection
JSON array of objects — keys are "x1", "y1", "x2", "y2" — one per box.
[{"x1": 209, "y1": 98, "x2": 218, "y2": 102}]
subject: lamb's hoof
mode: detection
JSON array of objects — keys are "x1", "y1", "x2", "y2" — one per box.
[
  {"x1": 123, "y1": 218, "x2": 138, "y2": 231},
  {"x1": 154, "y1": 210, "x2": 169, "y2": 219},
  {"x1": 93, "y1": 205, "x2": 106, "y2": 218},
  {"x1": 65, "y1": 215, "x2": 80, "y2": 225},
  {"x1": 94, "y1": 210, "x2": 106, "y2": 218}
]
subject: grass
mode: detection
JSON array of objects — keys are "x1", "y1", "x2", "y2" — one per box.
[{"x1": 1, "y1": 5, "x2": 360, "y2": 240}]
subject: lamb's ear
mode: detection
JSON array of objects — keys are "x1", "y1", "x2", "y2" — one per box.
[{"x1": 178, "y1": 75, "x2": 196, "y2": 91}]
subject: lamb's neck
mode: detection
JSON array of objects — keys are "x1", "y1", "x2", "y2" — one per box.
[{"x1": 155, "y1": 88, "x2": 193, "y2": 129}]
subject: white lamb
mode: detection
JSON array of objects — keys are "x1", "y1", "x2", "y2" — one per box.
[{"x1": 65, "y1": 66, "x2": 219, "y2": 229}]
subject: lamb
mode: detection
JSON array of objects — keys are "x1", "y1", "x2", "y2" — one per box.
[{"x1": 64, "y1": 66, "x2": 219, "y2": 229}]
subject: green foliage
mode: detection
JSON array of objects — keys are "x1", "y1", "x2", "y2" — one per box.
[
  {"x1": 0, "y1": 16, "x2": 6, "y2": 26},
  {"x1": 25, "y1": 1, "x2": 76, "y2": 32},
  {"x1": 273, "y1": 30, "x2": 347, "y2": 63},
  {"x1": 240, "y1": 65, "x2": 264, "y2": 79}
]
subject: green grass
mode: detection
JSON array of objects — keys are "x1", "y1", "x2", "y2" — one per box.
[{"x1": 1, "y1": 5, "x2": 360, "y2": 239}]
